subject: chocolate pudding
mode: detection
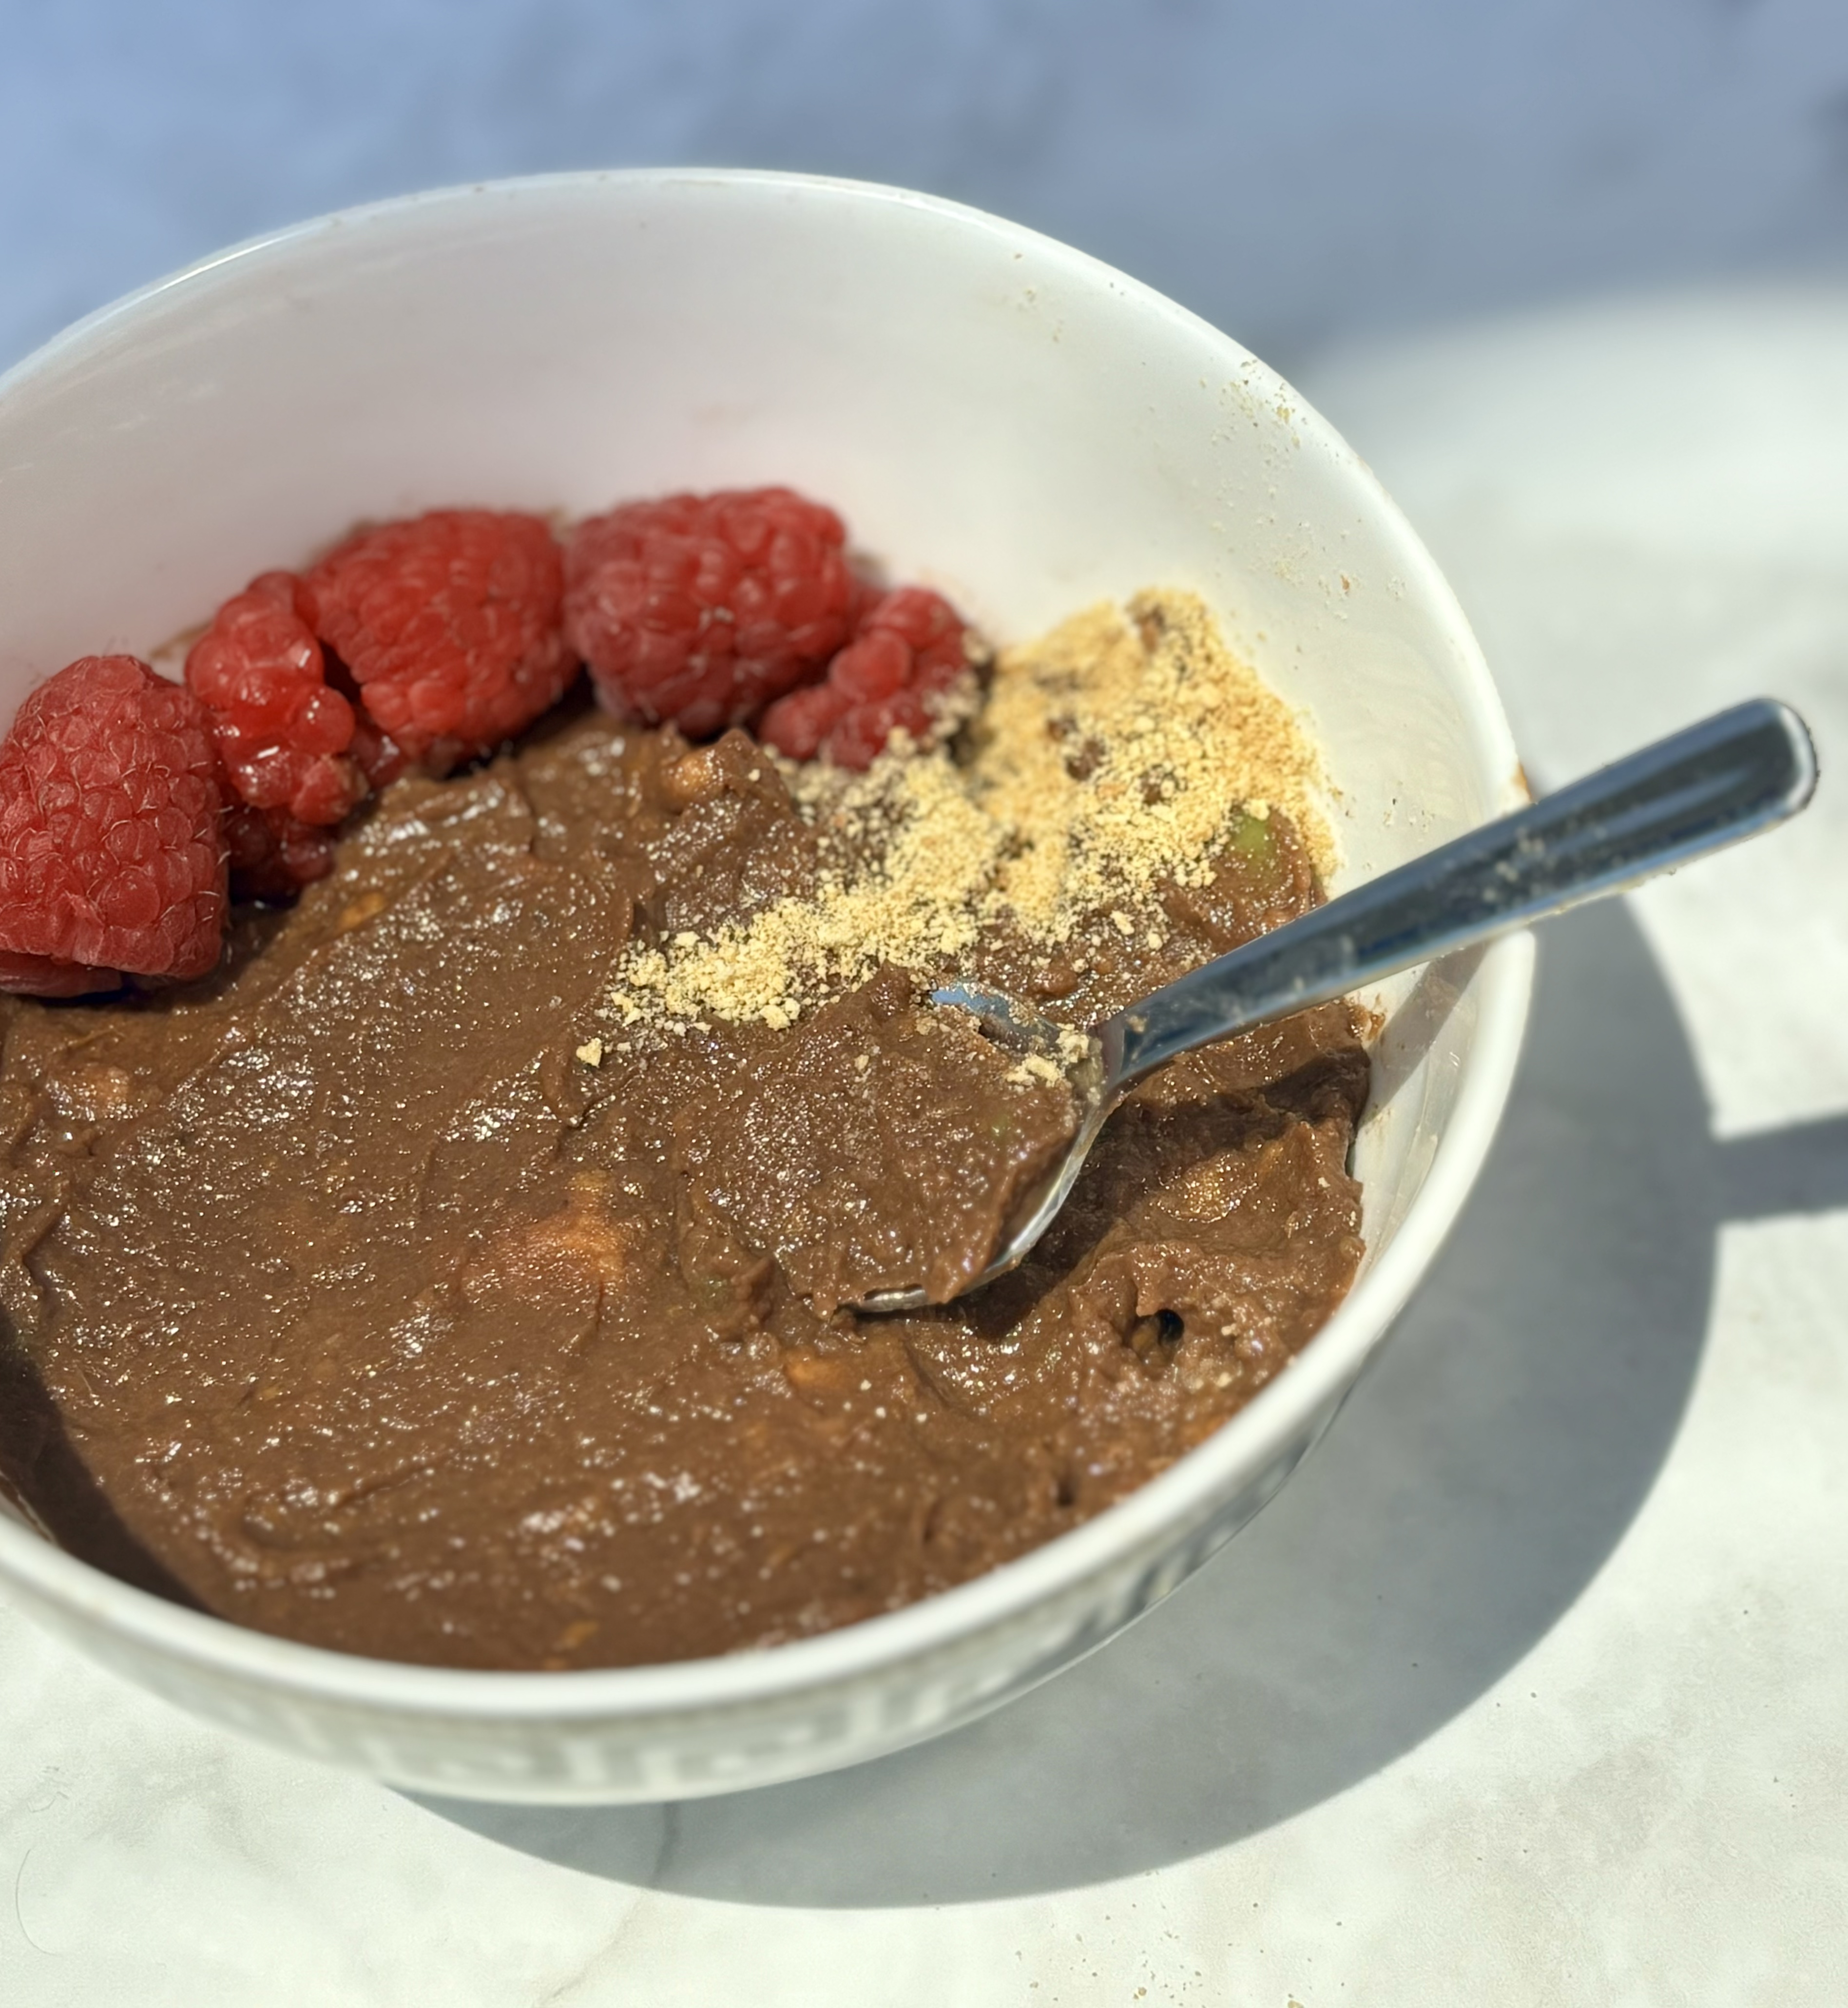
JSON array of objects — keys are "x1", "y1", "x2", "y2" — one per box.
[{"x1": 0, "y1": 591, "x2": 1368, "y2": 1669}]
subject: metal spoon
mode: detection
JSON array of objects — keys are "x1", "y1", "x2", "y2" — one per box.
[{"x1": 856, "y1": 698, "x2": 1818, "y2": 1314}]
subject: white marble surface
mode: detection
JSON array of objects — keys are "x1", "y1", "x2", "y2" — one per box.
[{"x1": 3, "y1": 288, "x2": 1846, "y2": 2004}]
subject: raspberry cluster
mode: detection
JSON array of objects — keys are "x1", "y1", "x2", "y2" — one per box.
[
  {"x1": 185, "y1": 509, "x2": 567, "y2": 897},
  {"x1": 0, "y1": 487, "x2": 975, "y2": 996}
]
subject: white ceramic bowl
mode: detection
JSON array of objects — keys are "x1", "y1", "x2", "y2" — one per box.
[{"x1": 0, "y1": 170, "x2": 1531, "y2": 1802}]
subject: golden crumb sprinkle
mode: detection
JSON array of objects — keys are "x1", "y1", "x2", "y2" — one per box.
[
  {"x1": 575, "y1": 1037, "x2": 604, "y2": 1067},
  {"x1": 604, "y1": 588, "x2": 1329, "y2": 1032}
]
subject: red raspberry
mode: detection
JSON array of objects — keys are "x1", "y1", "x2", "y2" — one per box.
[
  {"x1": 0, "y1": 655, "x2": 226, "y2": 992},
  {"x1": 222, "y1": 805, "x2": 338, "y2": 903},
  {"x1": 186, "y1": 570, "x2": 370, "y2": 825},
  {"x1": 344, "y1": 706, "x2": 408, "y2": 791},
  {"x1": 759, "y1": 586, "x2": 973, "y2": 769},
  {"x1": 0, "y1": 950, "x2": 125, "y2": 998},
  {"x1": 563, "y1": 487, "x2": 860, "y2": 737},
  {"x1": 305, "y1": 510, "x2": 573, "y2": 775}
]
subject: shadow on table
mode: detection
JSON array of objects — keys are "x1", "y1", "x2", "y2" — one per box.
[{"x1": 417, "y1": 899, "x2": 1845, "y2": 1905}]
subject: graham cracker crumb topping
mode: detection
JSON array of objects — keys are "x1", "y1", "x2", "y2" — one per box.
[{"x1": 606, "y1": 588, "x2": 1329, "y2": 1032}]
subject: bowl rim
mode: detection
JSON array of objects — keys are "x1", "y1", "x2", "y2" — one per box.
[{"x1": 0, "y1": 165, "x2": 1534, "y2": 1723}]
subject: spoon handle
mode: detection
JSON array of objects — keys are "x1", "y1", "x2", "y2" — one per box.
[{"x1": 1101, "y1": 698, "x2": 1818, "y2": 1088}]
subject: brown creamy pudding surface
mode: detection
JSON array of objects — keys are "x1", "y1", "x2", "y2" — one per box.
[{"x1": 0, "y1": 589, "x2": 1369, "y2": 1670}]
